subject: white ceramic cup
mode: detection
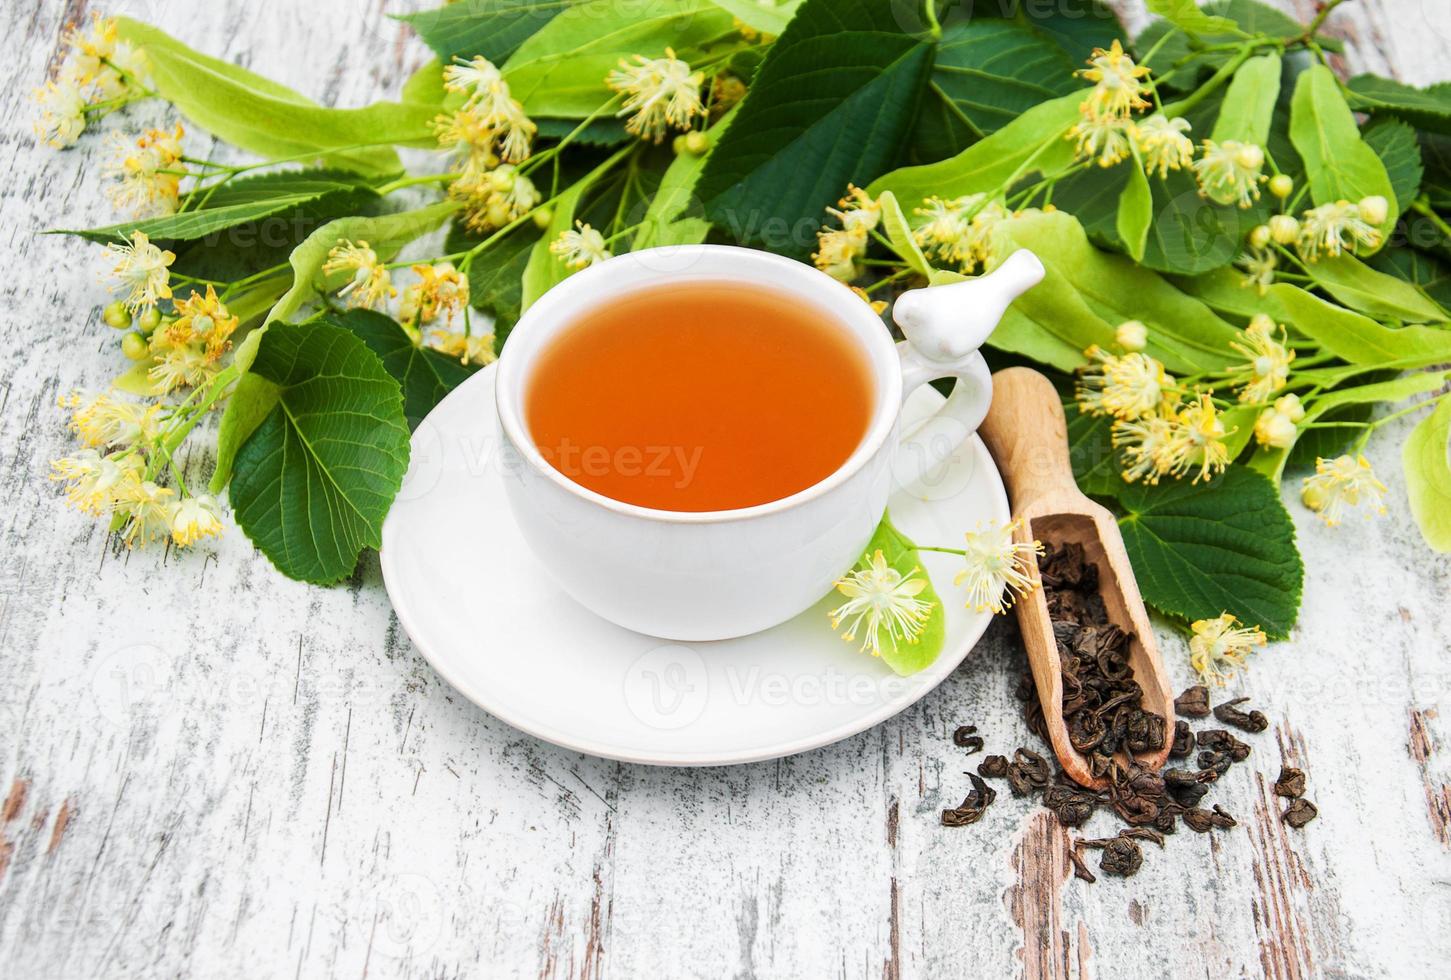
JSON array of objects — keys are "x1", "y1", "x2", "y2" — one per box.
[{"x1": 496, "y1": 245, "x2": 1044, "y2": 640}]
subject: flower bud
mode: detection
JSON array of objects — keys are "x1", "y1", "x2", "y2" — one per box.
[
  {"x1": 1274, "y1": 392, "x2": 1305, "y2": 423},
  {"x1": 684, "y1": 130, "x2": 711, "y2": 155},
  {"x1": 1116, "y1": 319, "x2": 1148, "y2": 352},
  {"x1": 672, "y1": 134, "x2": 689, "y2": 155},
  {"x1": 1249, "y1": 224, "x2": 1271, "y2": 249},
  {"x1": 103, "y1": 300, "x2": 132, "y2": 329},
  {"x1": 1269, "y1": 174, "x2": 1293, "y2": 199},
  {"x1": 137, "y1": 307, "x2": 161, "y2": 334},
  {"x1": 1254, "y1": 410, "x2": 1297, "y2": 449},
  {"x1": 1357, "y1": 195, "x2": 1389, "y2": 226},
  {"x1": 1268, "y1": 214, "x2": 1299, "y2": 245},
  {"x1": 532, "y1": 206, "x2": 554, "y2": 230},
  {"x1": 120, "y1": 332, "x2": 149, "y2": 361},
  {"x1": 1235, "y1": 143, "x2": 1264, "y2": 170},
  {"x1": 1301, "y1": 481, "x2": 1327, "y2": 512},
  {"x1": 1248, "y1": 312, "x2": 1276, "y2": 336}
]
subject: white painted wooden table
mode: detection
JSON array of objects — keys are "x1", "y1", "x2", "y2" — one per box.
[{"x1": 2, "y1": 2, "x2": 1449, "y2": 977}]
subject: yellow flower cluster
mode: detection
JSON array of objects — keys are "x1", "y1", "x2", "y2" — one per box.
[
  {"x1": 1237, "y1": 185, "x2": 1387, "y2": 294},
  {"x1": 436, "y1": 55, "x2": 536, "y2": 166},
  {"x1": 1301, "y1": 454, "x2": 1388, "y2": 526},
  {"x1": 829, "y1": 550, "x2": 934, "y2": 658},
  {"x1": 812, "y1": 185, "x2": 882, "y2": 282},
  {"x1": 104, "y1": 124, "x2": 185, "y2": 217},
  {"x1": 1067, "y1": 41, "x2": 1196, "y2": 179},
  {"x1": 32, "y1": 15, "x2": 151, "y2": 149},
  {"x1": 50, "y1": 393, "x2": 224, "y2": 549},
  {"x1": 955, "y1": 518, "x2": 1043, "y2": 614},
  {"x1": 451, "y1": 162, "x2": 541, "y2": 233},
  {"x1": 323, "y1": 240, "x2": 396, "y2": 311},
  {"x1": 1075, "y1": 332, "x2": 1232, "y2": 485},
  {"x1": 606, "y1": 48, "x2": 707, "y2": 143},
  {"x1": 1228, "y1": 314, "x2": 1295, "y2": 405},
  {"x1": 148, "y1": 286, "x2": 239, "y2": 393},
  {"x1": 912, "y1": 194, "x2": 1009, "y2": 274}
]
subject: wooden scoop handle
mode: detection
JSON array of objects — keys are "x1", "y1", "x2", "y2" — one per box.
[{"x1": 975, "y1": 367, "x2": 1079, "y2": 515}]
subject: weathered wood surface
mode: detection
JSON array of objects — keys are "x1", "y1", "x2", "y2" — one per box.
[{"x1": 1, "y1": 1, "x2": 1449, "y2": 977}]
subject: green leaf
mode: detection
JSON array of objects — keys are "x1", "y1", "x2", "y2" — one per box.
[
  {"x1": 992, "y1": 210, "x2": 1241, "y2": 374},
  {"x1": 1138, "y1": 0, "x2": 1300, "y2": 86},
  {"x1": 402, "y1": 57, "x2": 447, "y2": 106},
  {"x1": 116, "y1": 19, "x2": 432, "y2": 175},
  {"x1": 1289, "y1": 64, "x2": 1398, "y2": 243},
  {"x1": 706, "y1": 0, "x2": 801, "y2": 35},
  {"x1": 1117, "y1": 466, "x2": 1302, "y2": 639},
  {"x1": 447, "y1": 219, "x2": 539, "y2": 349},
  {"x1": 503, "y1": 0, "x2": 736, "y2": 117},
  {"x1": 633, "y1": 107, "x2": 738, "y2": 249},
  {"x1": 1346, "y1": 75, "x2": 1451, "y2": 136},
  {"x1": 1147, "y1": 0, "x2": 1238, "y2": 35},
  {"x1": 328, "y1": 308, "x2": 478, "y2": 429},
  {"x1": 1139, "y1": 166, "x2": 1264, "y2": 276},
  {"x1": 211, "y1": 201, "x2": 459, "y2": 493},
  {"x1": 1268, "y1": 283, "x2": 1451, "y2": 365},
  {"x1": 1369, "y1": 246, "x2": 1451, "y2": 309},
  {"x1": 698, "y1": 0, "x2": 934, "y2": 258},
  {"x1": 1361, "y1": 116, "x2": 1424, "y2": 213},
  {"x1": 532, "y1": 115, "x2": 630, "y2": 145},
  {"x1": 228, "y1": 319, "x2": 411, "y2": 584},
  {"x1": 910, "y1": 19, "x2": 1077, "y2": 162},
  {"x1": 1066, "y1": 406, "x2": 1124, "y2": 497},
  {"x1": 399, "y1": 0, "x2": 571, "y2": 64},
  {"x1": 872, "y1": 93, "x2": 1080, "y2": 208},
  {"x1": 1007, "y1": 0, "x2": 1123, "y2": 61},
  {"x1": 878, "y1": 191, "x2": 932, "y2": 278},
  {"x1": 1405, "y1": 394, "x2": 1451, "y2": 552},
  {"x1": 1298, "y1": 253, "x2": 1448, "y2": 324},
  {"x1": 1210, "y1": 53, "x2": 1280, "y2": 146},
  {"x1": 60, "y1": 171, "x2": 380, "y2": 244},
  {"x1": 847, "y1": 513, "x2": 946, "y2": 677},
  {"x1": 1117, "y1": 154, "x2": 1152, "y2": 262}
]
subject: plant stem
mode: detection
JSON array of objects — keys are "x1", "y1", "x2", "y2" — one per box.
[
  {"x1": 1162, "y1": 42, "x2": 1260, "y2": 117},
  {"x1": 376, "y1": 172, "x2": 460, "y2": 195}
]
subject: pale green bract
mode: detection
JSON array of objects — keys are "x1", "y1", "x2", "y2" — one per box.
[{"x1": 1404, "y1": 395, "x2": 1451, "y2": 552}]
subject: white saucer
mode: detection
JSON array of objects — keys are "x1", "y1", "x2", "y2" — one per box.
[{"x1": 380, "y1": 365, "x2": 1010, "y2": 766}]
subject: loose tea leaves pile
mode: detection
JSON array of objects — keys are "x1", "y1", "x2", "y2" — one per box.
[{"x1": 940, "y1": 541, "x2": 1317, "y2": 880}]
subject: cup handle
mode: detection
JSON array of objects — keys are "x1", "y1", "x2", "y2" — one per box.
[{"x1": 889, "y1": 250, "x2": 1046, "y2": 491}]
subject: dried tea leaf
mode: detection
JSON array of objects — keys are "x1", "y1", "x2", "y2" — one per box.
[
  {"x1": 1175, "y1": 685, "x2": 1211, "y2": 718},
  {"x1": 1282, "y1": 798, "x2": 1318, "y2": 828},
  {"x1": 1213, "y1": 697, "x2": 1269, "y2": 733},
  {"x1": 1273, "y1": 766, "x2": 1306, "y2": 799}
]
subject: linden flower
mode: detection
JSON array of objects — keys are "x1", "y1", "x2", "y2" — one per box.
[
  {"x1": 1229, "y1": 314, "x2": 1295, "y2": 404},
  {"x1": 1076, "y1": 40, "x2": 1151, "y2": 120},
  {"x1": 1134, "y1": 114, "x2": 1194, "y2": 178},
  {"x1": 829, "y1": 550, "x2": 935, "y2": 657},
  {"x1": 61, "y1": 14, "x2": 120, "y2": 84},
  {"x1": 1070, "y1": 112, "x2": 1135, "y2": 168},
  {"x1": 119, "y1": 479, "x2": 175, "y2": 548},
  {"x1": 427, "y1": 324, "x2": 497, "y2": 367},
  {"x1": 1274, "y1": 392, "x2": 1305, "y2": 423},
  {"x1": 1160, "y1": 394, "x2": 1230, "y2": 484},
  {"x1": 146, "y1": 285, "x2": 239, "y2": 392},
  {"x1": 169, "y1": 494, "x2": 224, "y2": 547},
  {"x1": 452, "y1": 163, "x2": 540, "y2": 233},
  {"x1": 1192, "y1": 139, "x2": 1264, "y2": 208},
  {"x1": 434, "y1": 96, "x2": 536, "y2": 165},
  {"x1": 955, "y1": 519, "x2": 1043, "y2": 614},
  {"x1": 1189, "y1": 613, "x2": 1266, "y2": 686},
  {"x1": 50, "y1": 450, "x2": 143, "y2": 516},
  {"x1": 1076, "y1": 345, "x2": 1173, "y2": 420},
  {"x1": 323, "y1": 239, "x2": 395, "y2": 310},
  {"x1": 813, "y1": 227, "x2": 868, "y2": 282},
  {"x1": 550, "y1": 222, "x2": 612, "y2": 270},
  {"x1": 60, "y1": 391, "x2": 160, "y2": 449},
  {"x1": 606, "y1": 48, "x2": 706, "y2": 143},
  {"x1": 911, "y1": 194, "x2": 1007, "y2": 273},
  {"x1": 828, "y1": 185, "x2": 882, "y2": 234},
  {"x1": 1112, "y1": 414, "x2": 1176, "y2": 484},
  {"x1": 32, "y1": 78, "x2": 87, "y2": 148},
  {"x1": 104, "y1": 124, "x2": 185, "y2": 217},
  {"x1": 1302, "y1": 454, "x2": 1388, "y2": 526},
  {"x1": 1234, "y1": 247, "x2": 1277, "y2": 294},
  {"x1": 106, "y1": 231, "x2": 174, "y2": 311},
  {"x1": 1297, "y1": 200, "x2": 1384, "y2": 260},
  {"x1": 401, "y1": 263, "x2": 469, "y2": 325},
  {"x1": 442, "y1": 55, "x2": 506, "y2": 111}
]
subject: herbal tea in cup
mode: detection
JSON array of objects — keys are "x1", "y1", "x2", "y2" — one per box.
[{"x1": 525, "y1": 281, "x2": 875, "y2": 512}]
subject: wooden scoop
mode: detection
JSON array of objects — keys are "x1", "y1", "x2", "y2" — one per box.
[{"x1": 977, "y1": 367, "x2": 1175, "y2": 789}]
